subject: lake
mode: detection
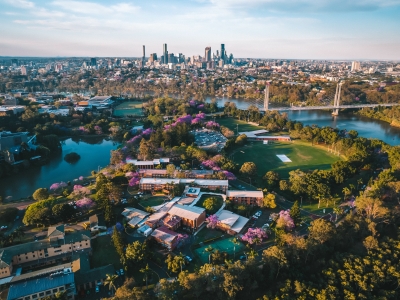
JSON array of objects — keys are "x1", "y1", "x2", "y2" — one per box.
[{"x1": 0, "y1": 136, "x2": 119, "y2": 201}]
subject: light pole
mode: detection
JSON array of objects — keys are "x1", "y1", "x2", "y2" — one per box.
[{"x1": 300, "y1": 196, "x2": 303, "y2": 207}]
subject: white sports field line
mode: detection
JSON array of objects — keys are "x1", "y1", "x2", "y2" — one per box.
[{"x1": 276, "y1": 154, "x2": 292, "y2": 162}]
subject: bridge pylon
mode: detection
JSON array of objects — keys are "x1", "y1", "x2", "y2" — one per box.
[
  {"x1": 332, "y1": 81, "x2": 342, "y2": 116},
  {"x1": 264, "y1": 82, "x2": 270, "y2": 111}
]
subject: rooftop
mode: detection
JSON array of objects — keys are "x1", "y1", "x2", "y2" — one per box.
[
  {"x1": 151, "y1": 226, "x2": 178, "y2": 244},
  {"x1": 7, "y1": 273, "x2": 74, "y2": 300},
  {"x1": 168, "y1": 204, "x2": 205, "y2": 221},
  {"x1": 226, "y1": 190, "x2": 264, "y2": 198}
]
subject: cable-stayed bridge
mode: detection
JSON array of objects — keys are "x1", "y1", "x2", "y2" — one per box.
[{"x1": 239, "y1": 82, "x2": 400, "y2": 116}]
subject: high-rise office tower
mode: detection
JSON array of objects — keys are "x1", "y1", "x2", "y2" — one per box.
[
  {"x1": 351, "y1": 61, "x2": 361, "y2": 72},
  {"x1": 221, "y1": 44, "x2": 225, "y2": 61},
  {"x1": 205, "y1": 47, "x2": 211, "y2": 62},
  {"x1": 149, "y1": 53, "x2": 157, "y2": 63},
  {"x1": 90, "y1": 58, "x2": 97, "y2": 67},
  {"x1": 163, "y1": 43, "x2": 168, "y2": 64}
]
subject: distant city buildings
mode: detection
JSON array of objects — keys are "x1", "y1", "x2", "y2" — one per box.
[{"x1": 351, "y1": 61, "x2": 361, "y2": 72}]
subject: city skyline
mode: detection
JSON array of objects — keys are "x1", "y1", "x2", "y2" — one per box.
[{"x1": 1, "y1": 0, "x2": 400, "y2": 59}]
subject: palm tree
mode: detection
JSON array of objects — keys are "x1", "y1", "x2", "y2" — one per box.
[
  {"x1": 333, "y1": 207, "x2": 343, "y2": 222},
  {"x1": 204, "y1": 245, "x2": 214, "y2": 264},
  {"x1": 104, "y1": 273, "x2": 118, "y2": 296},
  {"x1": 140, "y1": 264, "x2": 152, "y2": 290},
  {"x1": 231, "y1": 237, "x2": 240, "y2": 259},
  {"x1": 357, "y1": 178, "x2": 363, "y2": 190},
  {"x1": 247, "y1": 249, "x2": 258, "y2": 260},
  {"x1": 176, "y1": 253, "x2": 186, "y2": 273}
]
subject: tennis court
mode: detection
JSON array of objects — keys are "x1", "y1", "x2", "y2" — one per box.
[
  {"x1": 194, "y1": 237, "x2": 246, "y2": 263},
  {"x1": 276, "y1": 154, "x2": 292, "y2": 162}
]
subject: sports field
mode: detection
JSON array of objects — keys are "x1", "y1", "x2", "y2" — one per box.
[
  {"x1": 233, "y1": 141, "x2": 340, "y2": 178},
  {"x1": 217, "y1": 117, "x2": 261, "y2": 132},
  {"x1": 113, "y1": 101, "x2": 144, "y2": 116}
]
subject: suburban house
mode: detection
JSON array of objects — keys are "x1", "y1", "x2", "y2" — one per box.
[
  {"x1": 121, "y1": 207, "x2": 149, "y2": 227},
  {"x1": 239, "y1": 130, "x2": 291, "y2": 142},
  {"x1": 226, "y1": 190, "x2": 264, "y2": 206},
  {"x1": 167, "y1": 204, "x2": 206, "y2": 232},
  {"x1": 6, "y1": 272, "x2": 75, "y2": 300},
  {"x1": 217, "y1": 210, "x2": 249, "y2": 235},
  {"x1": 0, "y1": 225, "x2": 91, "y2": 279},
  {"x1": 139, "y1": 178, "x2": 228, "y2": 193},
  {"x1": 151, "y1": 226, "x2": 179, "y2": 250},
  {"x1": 88, "y1": 214, "x2": 107, "y2": 232}
]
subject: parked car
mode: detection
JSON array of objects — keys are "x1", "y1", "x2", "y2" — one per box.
[
  {"x1": 185, "y1": 256, "x2": 193, "y2": 262},
  {"x1": 115, "y1": 270, "x2": 120, "y2": 275},
  {"x1": 239, "y1": 255, "x2": 246, "y2": 261},
  {"x1": 0, "y1": 226, "x2": 8, "y2": 231},
  {"x1": 120, "y1": 269, "x2": 124, "y2": 275},
  {"x1": 95, "y1": 286, "x2": 100, "y2": 293},
  {"x1": 255, "y1": 211, "x2": 262, "y2": 217}
]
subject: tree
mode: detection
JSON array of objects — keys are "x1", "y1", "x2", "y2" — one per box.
[
  {"x1": 308, "y1": 219, "x2": 336, "y2": 245},
  {"x1": 155, "y1": 278, "x2": 181, "y2": 300},
  {"x1": 166, "y1": 164, "x2": 176, "y2": 177},
  {"x1": 112, "y1": 226, "x2": 125, "y2": 260},
  {"x1": 211, "y1": 250, "x2": 228, "y2": 265},
  {"x1": 104, "y1": 273, "x2": 118, "y2": 296},
  {"x1": 140, "y1": 264, "x2": 152, "y2": 290},
  {"x1": 126, "y1": 241, "x2": 148, "y2": 264},
  {"x1": 263, "y1": 171, "x2": 280, "y2": 187},
  {"x1": 0, "y1": 207, "x2": 18, "y2": 223},
  {"x1": 262, "y1": 193, "x2": 277, "y2": 208},
  {"x1": 355, "y1": 196, "x2": 389, "y2": 223},
  {"x1": 289, "y1": 201, "x2": 301, "y2": 227},
  {"x1": 242, "y1": 227, "x2": 267, "y2": 245},
  {"x1": 32, "y1": 188, "x2": 49, "y2": 201},
  {"x1": 52, "y1": 203, "x2": 75, "y2": 222},
  {"x1": 276, "y1": 210, "x2": 295, "y2": 232},
  {"x1": 239, "y1": 162, "x2": 257, "y2": 177},
  {"x1": 206, "y1": 214, "x2": 220, "y2": 229},
  {"x1": 262, "y1": 246, "x2": 288, "y2": 278},
  {"x1": 166, "y1": 253, "x2": 186, "y2": 273},
  {"x1": 203, "y1": 197, "x2": 218, "y2": 212}
]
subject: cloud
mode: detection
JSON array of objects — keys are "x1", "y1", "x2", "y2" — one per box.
[
  {"x1": 206, "y1": 0, "x2": 400, "y2": 12},
  {"x1": 4, "y1": 0, "x2": 34, "y2": 9},
  {"x1": 51, "y1": 1, "x2": 139, "y2": 14}
]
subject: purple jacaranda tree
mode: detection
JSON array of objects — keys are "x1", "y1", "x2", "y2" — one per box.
[
  {"x1": 276, "y1": 210, "x2": 295, "y2": 231},
  {"x1": 176, "y1": 115, "x2": 192, "y2": 124},
  {"x1": 189, "y1": 100, "x2": 196, "y2": 107},
  {"x1": 206, "y1": 214, "x2": 220, "y2": 229},
  {"x1": 76, "y1": 197, "x2": 95, "y2": 209},
  {"x1": 205, "y1": 121, "x2": 220, "y2": 129},
  {"x1": 176, "y1": 233, "x2": 190, "y2": 248},
  {"x1": 128, "y1": 175, "x2": 140, "y2": 187},
  {"x1": 197, "y1": 104, "x2": 204, "y2": 110},
  {"x1": 196, "y1": 112, "x2": 206, "y2": 119},
  {"x1": 49, "y1": 181, "x2": 68, "y2": 191},
  {"x1": 73, "y1": 185, "x2": 91, "y2": 197},
  {"x1": 94, "y1": 125, "x2": 102, "y2": 134},
  {"x1": 79, "y1": 176, "x2": 84, "y2": 181},
  {"x1": 222, "y1": 170, "x2": 236, "y2": 180},
  {"x1": 241, "y1": 227, "x2": 268, "y2": 245},
  {"x1": 191, "y1": 117, "x2": 203, "y2": 125},
  {"x1": 142, "y1": 128, "x2": 154, "y2": 136},
  {"x1": 201, "y1": 160, "x2": 219, "y2": 170}
]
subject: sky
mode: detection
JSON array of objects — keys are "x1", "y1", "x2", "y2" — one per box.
[{"x1": 1, "y1": 0, "x2": 400, "y2": 60}]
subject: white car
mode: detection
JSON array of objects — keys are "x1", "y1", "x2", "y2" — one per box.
[
  {"x1": 185, "y1": 256, "x2": 193, "y2": 262},
  {"x1": 255, "y1": 211, "x2": 262, "y2": 217}
]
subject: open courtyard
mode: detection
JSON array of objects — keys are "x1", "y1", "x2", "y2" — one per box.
[{"x1": 233, "y1": 141, "x2": 340, "y2": 178}]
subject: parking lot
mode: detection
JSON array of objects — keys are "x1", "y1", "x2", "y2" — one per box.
[{"x1": 192, "y1": 128, "x2": 227, "y2": 152}]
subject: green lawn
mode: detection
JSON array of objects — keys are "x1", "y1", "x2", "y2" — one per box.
[
  {"x1": 140, "y1": 196, "x2": 168, "y2": 207},
  {"x1": 216, "y1": 117, "x2": 263, "y2": 132},
  {"x1": 194, "y1": 194, "x2": 224, "y2": 214},
  {"x1": 114, "y1": 101, "x2": 144, "y2": 116},
  {"x1": 90, "y1": 235, "x2": 122, "y2": 269},
  {"x1": 195, "y1": 227, "x2": 225, "y2": 243},
  {"x1": 233, "y1": 141, "x2": 340, "y2": 179}
]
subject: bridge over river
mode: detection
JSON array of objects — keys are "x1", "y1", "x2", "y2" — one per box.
[{"x1": 259, "y1": 81, "x2": 400, "y2": 115}]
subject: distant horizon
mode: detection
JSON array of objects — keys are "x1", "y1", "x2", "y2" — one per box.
[
  {"x1": 1, "y1": 56, "x2": 399, "y2": 62},
  {"x1": 1, "y1": 1, "x2": 400, "y2": 60}
]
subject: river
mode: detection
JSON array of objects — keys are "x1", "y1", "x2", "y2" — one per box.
[
  {"x1": 205, "y1": 96, "x2": 400, "y2": 146},
  {"x1": 0, "y1": 137, "x2": 119, "y2": 202}
]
